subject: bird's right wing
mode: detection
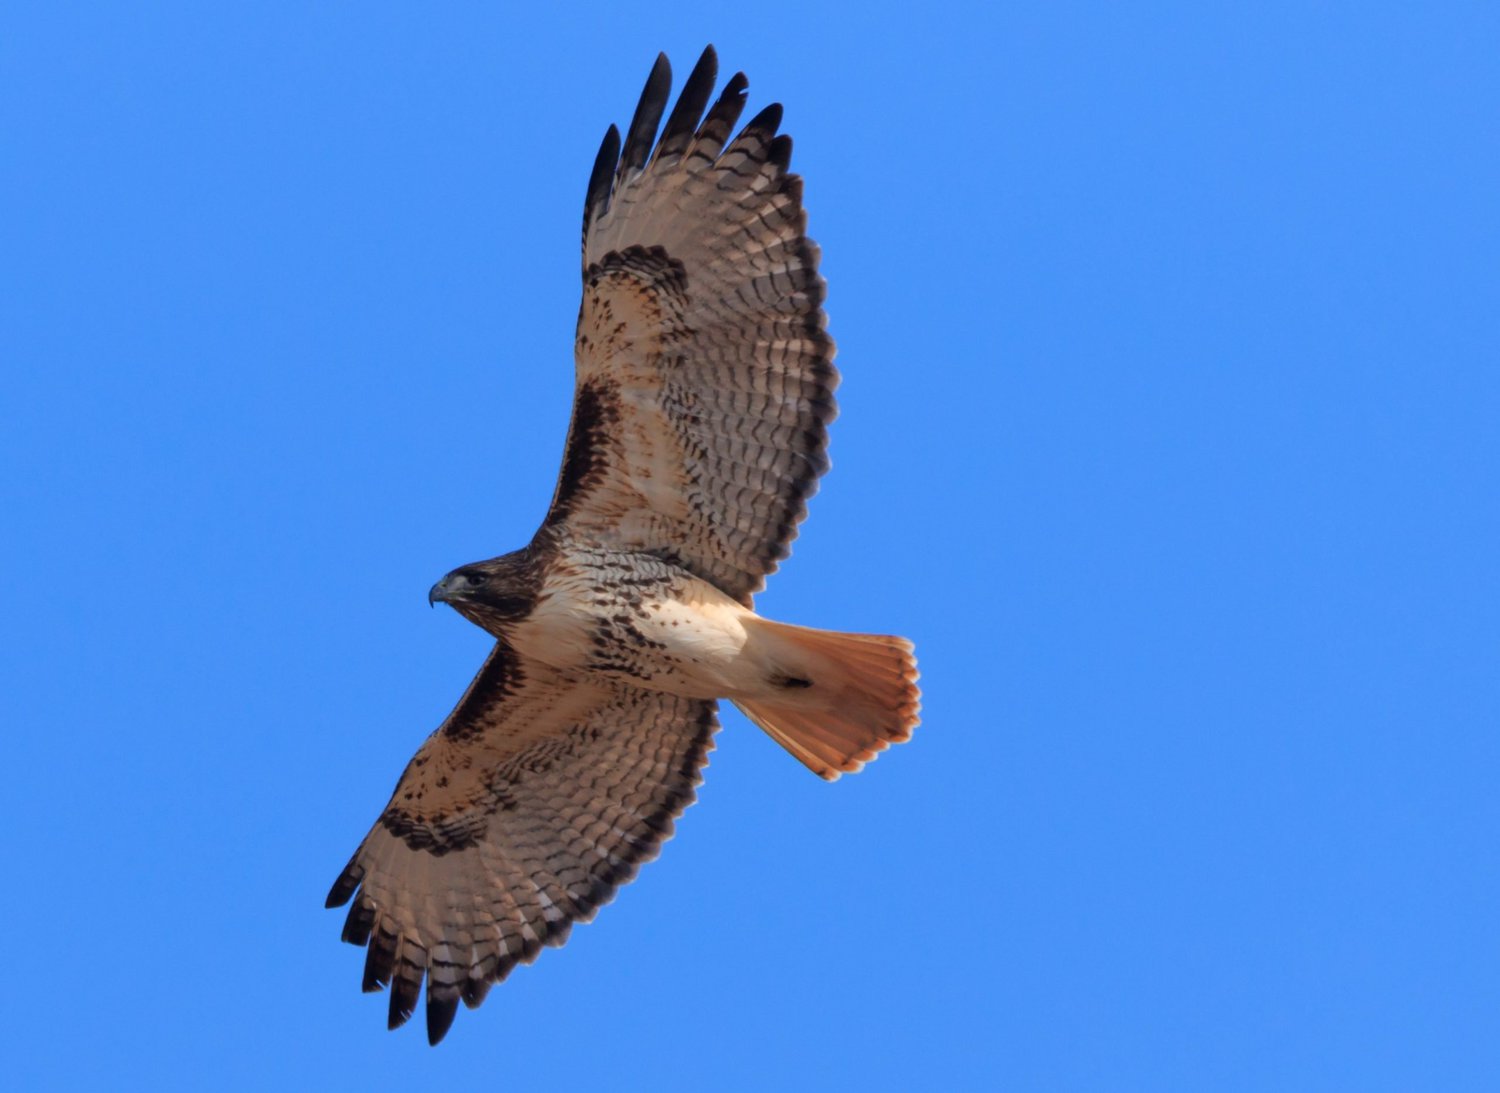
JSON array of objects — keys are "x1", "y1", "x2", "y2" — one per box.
[{"x1": 326, "y1": 641, "x2": 717, "y2": 1044}]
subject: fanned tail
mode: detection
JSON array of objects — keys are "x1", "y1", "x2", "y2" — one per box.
[{"x1": 733, "y1": 619, "x2": 920, "y2": 780}]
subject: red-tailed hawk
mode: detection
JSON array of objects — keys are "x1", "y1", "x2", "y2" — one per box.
[{"x1": 327, "y1": 46, "x2": 921, "y2": 1044}]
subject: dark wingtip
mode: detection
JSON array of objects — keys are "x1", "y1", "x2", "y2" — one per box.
[
  {"x1": 619, "y1": 54, "x2": 672, "y2": 178},
  {"x1": 340, "y1": 898, "x2": 375, "y2": 946},
  {"x1": 768, "y1": 133, "x2": 793, "y2": 171},
  {"x1": 389, "y1": 974, "x2": 420, "y2": 1031},
  {"x1": 325, "y1": 861, "x2": 361, "y2": 908},
  {"x1": 742, "y1": 101, "x2": 783, "y2": 138},
  {"x1": 584, "y1": 124, "x2": 622, "y2": 230},
  {"x1": 426, "y1": 994, "x2": 460, "y2": 1045},
  {"x1": 656, "y1": 46, "x2": 718, "y2": 161},
  {"x1": 461, "y1": 975, "x2": 494, "y2": 1009}
]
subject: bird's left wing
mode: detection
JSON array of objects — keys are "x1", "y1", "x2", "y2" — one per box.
[
  {"x1": 543, "y1": 47, "x2": 837, "y2": 604},
  {"x1": 326, "y1": 641, "x2": 716, "y2": 1043}
]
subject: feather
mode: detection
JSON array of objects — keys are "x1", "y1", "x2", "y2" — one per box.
[
  {"x1": 652, "y1": 46, "x2": 717, "y2": 168},
  {"x1": 567, "y1": 67, "x2": 835, "y2": 599},
  {"x1": 619, "y1": 53, "x2": 671, "y2": 181},
  {"x1": 689, "y1": 71, "x2": 749, "y2": 164},
  {"x1": 387, "y1": 934, "x2": 424, "y2": 1030},
  {"x1": 340, "y1": 895, "x2": 375, "y2": 946},
  {"x1": 328, "y1": 645, "x2": 716, "y2": 1042},
  {"x1": 582, "y1": 124, "x2": 620, "y2": 246}
]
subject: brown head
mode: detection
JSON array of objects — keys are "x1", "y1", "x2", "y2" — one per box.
[{"x1": 428, "y1": 550, "x2": 541, "y2": 635}]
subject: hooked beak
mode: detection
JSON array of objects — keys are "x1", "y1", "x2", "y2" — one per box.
[{"x1": 428, "y1": 575, "x2": 454, "y2": 607}]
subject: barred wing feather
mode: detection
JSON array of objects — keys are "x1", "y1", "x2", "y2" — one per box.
[
  {"x1": 327, "y1": 643, "x2": 716, "y2": 1044},
  {"x1": 548, "y1": 46, "x2": 837, "y2": 603}
]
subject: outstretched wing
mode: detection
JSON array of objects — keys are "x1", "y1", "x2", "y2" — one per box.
[
  {"x1": 326, "y1": 643, "x2": 717, "y2": 1044},
  {"x1": 545, "y1": 46, "x2": 837, "y2": 603}
]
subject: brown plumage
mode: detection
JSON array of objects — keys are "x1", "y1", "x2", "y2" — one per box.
[{"x1": 327, "y1": 46, "x2": 920, "y2": 1045}]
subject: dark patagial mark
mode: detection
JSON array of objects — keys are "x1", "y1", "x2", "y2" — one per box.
[
  {"x1": 551, "y1": 246, "x2": 688, "y2": 531},
  {"x1": 441, "y1": 643, "x2": 527, "y2": 741},
  {"x1": 548, "y1": 378, "x2": 621, "y2": 522}
]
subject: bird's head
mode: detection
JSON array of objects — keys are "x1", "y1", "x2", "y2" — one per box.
[{"x1": 428, "y1": 554, "x2": 537, "y2": 633}]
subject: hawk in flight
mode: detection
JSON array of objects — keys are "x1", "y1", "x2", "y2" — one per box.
[{"x1": 327, "y1": 46, "x2": 921, "y2": 1044}]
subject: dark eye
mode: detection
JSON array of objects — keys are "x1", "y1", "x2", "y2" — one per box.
[{"x1": 464, "y1": 572, "x2": 487, "y2": 586}]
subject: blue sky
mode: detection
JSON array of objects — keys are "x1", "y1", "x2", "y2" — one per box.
[{"x1": 3, "y1": 3, "x2": 1497, "y2": 1089}]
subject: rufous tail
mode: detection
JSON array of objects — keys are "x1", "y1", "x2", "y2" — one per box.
[{"x1": 732, "y1": 619, "x2": 921, "y2": 781}]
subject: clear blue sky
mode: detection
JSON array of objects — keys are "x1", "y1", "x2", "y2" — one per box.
[{"x1": 3, "y1": 3, "x2": 1496, "y2": 1089}]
